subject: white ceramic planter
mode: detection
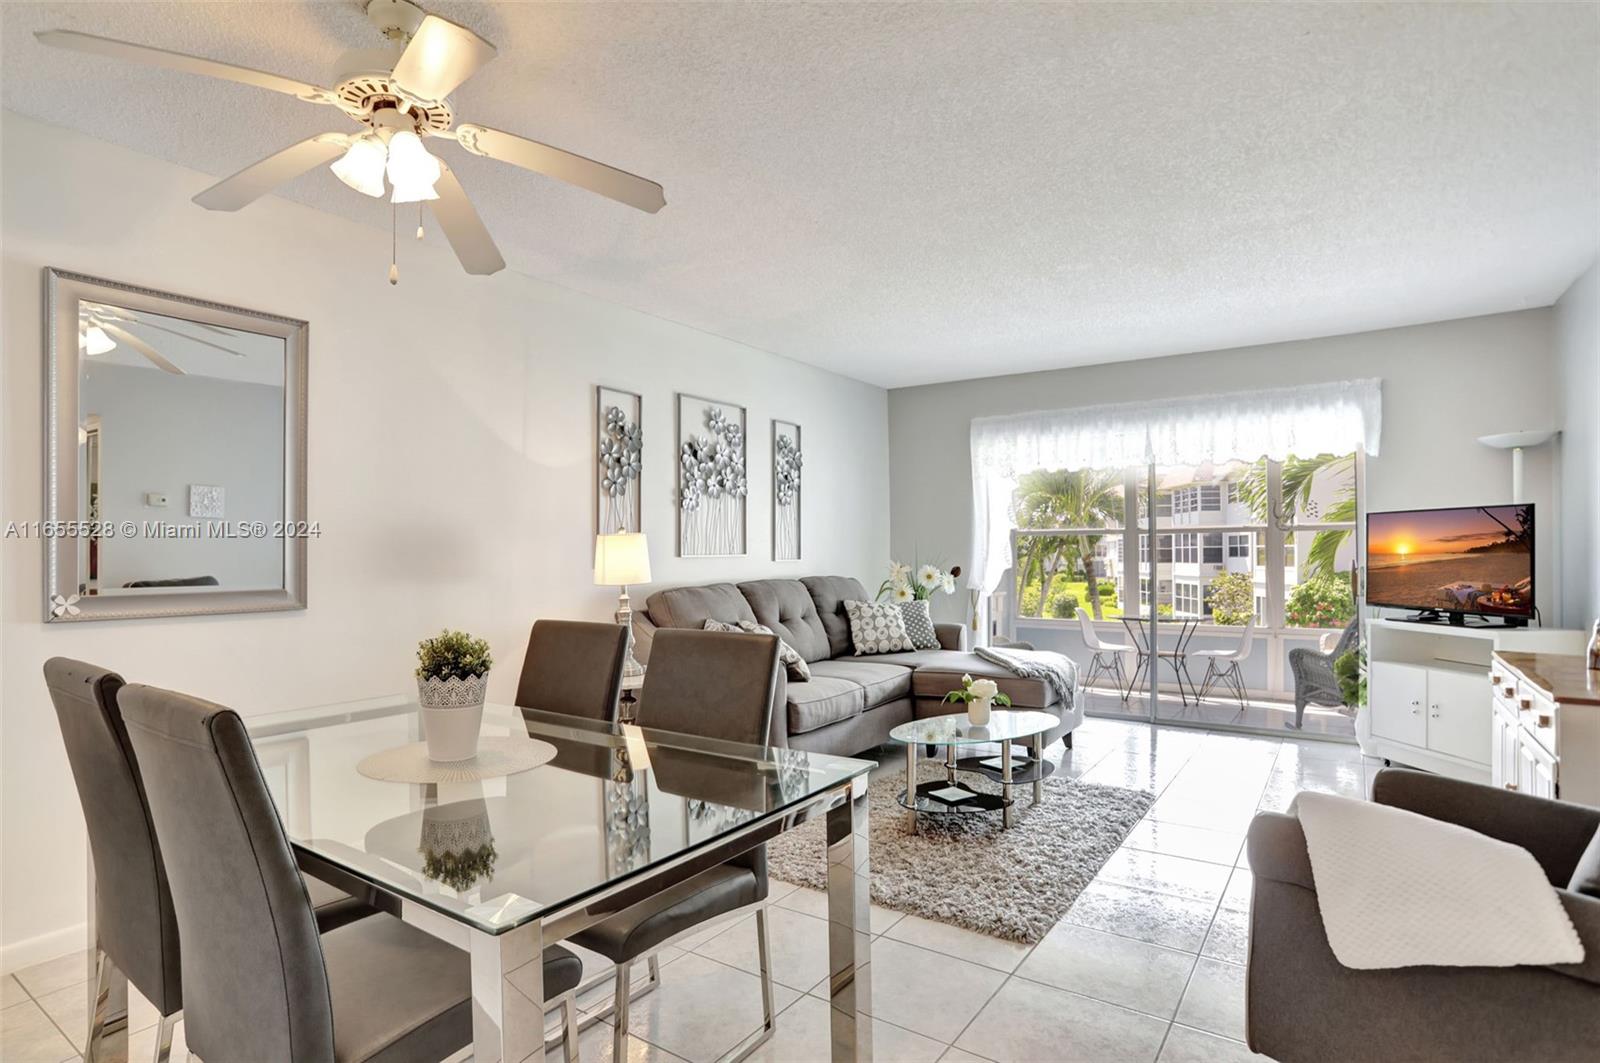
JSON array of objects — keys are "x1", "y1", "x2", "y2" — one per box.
[
  {"x1": 417, "y1": 674, "x2": 488, "y2": 761},
  {"x1": 967, "y1": 696, "x2": 993, "y2": 726}
]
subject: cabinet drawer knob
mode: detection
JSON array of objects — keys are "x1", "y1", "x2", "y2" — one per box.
[
  {"x1": 1519, "y1": 698, "x2": 1532, "y2": 710},
  {"x1": 1504, "y1": 783, "x2": 1519, "y2": 791},
  {"x1": 1538, "y1": 714, "x2": 1553, "y2": 728}
]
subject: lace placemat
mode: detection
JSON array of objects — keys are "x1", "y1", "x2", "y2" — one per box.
[{"x1": 356, "y1": 737, "x2": 558, "y2": 784}]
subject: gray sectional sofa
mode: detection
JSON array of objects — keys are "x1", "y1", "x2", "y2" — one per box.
[{"x1": 631, "y1": 575, "x2": 1082, "y2": 757}]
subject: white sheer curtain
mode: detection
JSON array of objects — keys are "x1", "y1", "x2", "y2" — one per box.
[{"x1": 969, "y1": 378, "x2": 1383, "y2": 598}]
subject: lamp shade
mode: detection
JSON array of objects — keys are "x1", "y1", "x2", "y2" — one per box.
[{"x1": 595, "y1": 533, "x2": 651, "y2": 586}]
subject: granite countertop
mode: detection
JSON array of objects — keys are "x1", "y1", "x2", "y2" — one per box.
[{"x1": 1495, "y1": 651, "x2": 1600, "y2": 706}]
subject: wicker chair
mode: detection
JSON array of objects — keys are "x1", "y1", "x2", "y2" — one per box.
[{"x1": 1288, "y1": 620, "x2": 1359, "y2": 729}]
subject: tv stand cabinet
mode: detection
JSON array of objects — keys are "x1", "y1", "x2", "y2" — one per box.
[{"x1": 1359, "y1": 618, "x2": 1586, "y2": 783}]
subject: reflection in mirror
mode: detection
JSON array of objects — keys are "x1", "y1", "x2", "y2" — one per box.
[
  {"x1": 47, "y1": 269, "x2": 306, "y2": 622},
  {"x1": 77, "y1": 301, "x2": 287, "y2": 594}
]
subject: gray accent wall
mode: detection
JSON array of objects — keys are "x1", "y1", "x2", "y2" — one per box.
[
  {"x1": 888, "y1": 310, "x2": 1563, "y2": 627},
  {"x1": 1557, "y1": 260, "x2": 1599, "y2": 629}
]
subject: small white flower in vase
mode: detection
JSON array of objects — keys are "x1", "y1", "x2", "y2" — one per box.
[{"x1": 943, "y1": 672, "x2": 1011, "y2": 726}]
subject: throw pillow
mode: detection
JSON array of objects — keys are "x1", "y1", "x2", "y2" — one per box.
[
  {"x1": 1569, "y1": 827, "x2": 1600, "y2": 899},
  {"x1": 842, "y1": 600, "x2": 915, "y2": 655},
  {"x1": 701, "y1": 618, "x2": 812, "y2": 682},
  {"x1": 896, "y1": 598, "x2": 939, "y2": 650}
]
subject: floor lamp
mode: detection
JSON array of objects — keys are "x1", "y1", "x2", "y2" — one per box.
[{"x1": 1477, "y1": 429, "x2": 1559, "y2": 502}]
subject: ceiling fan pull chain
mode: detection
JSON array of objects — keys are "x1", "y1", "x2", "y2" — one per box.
[
  {"x1": 388, "y1": 200, "x2": 399, "y2": 285},
  {"x1": 416, "y1": 202, "x2": 425, "y2": 241}
]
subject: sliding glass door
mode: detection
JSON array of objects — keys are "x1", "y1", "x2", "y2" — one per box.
[{"x1": 1007, "y1": 452, "x2": 1361, "y2": 738}]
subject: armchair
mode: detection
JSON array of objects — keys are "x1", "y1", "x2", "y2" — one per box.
[
  {"x1": 1287, "y1": 619, "x2": 1358, "y2": 728},
  {"x1": 1245, "y1": 769, "x2": 1600, "y2": 1063}
]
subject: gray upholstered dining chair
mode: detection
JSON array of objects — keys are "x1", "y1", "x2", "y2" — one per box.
[
  {"x1": 574, "y1": 628, "x2": 782, "y2": 1063},
  {"x1": 515, "y1": 618, "x2": 629, "y2": 720},
  {"x1": 117, "y1": 682, "x2": 587, "y2": 1063},
  {"x1": 44, "y1": 658, "x2": 373, "y2": 1062}
]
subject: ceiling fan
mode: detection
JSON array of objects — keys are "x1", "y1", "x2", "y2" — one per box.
[
  {"x1": 79, "y1": 303, "x2": 252, "y2": 375},
  {"x1": 37, "y1": 0, "x2": 666, "y2": 282}
]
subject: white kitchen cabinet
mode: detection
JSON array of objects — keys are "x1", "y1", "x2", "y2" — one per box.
[{"x1": 1363, "y1": 619, "x2": 1587, "y2": 784}]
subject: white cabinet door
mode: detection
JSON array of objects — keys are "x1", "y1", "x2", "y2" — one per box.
[
  {"x1": 1426, "y1": 668, "x2": 1492, "y2": 764},
  {"x1": 1491, "y1": 705, "x2": 1517, "y2": 790},
  {"x1": 1525, "y1": 738, "x2": 1558, "y2": 800},
  {"x1": 1370, "y1": 661, "x2": 1428, "y2": 747}
]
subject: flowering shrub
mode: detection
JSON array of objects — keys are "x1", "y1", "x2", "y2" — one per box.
[{"x1": 1285, "y1": 574, "x2": 1355, "y2": 628}]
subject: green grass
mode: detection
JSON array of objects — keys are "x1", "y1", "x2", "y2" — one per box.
[{"x1": 1018, "y1": 577, "x2": 1124, "y2": 619}]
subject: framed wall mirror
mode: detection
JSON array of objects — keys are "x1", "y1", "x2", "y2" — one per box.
[{"x1": 44, "y1": 269, "x2": 308, "y2": 621}]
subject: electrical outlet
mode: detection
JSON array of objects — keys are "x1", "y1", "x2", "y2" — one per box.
[{"x1": 144, "y1": 492, "x2": 168, "y2": 507}]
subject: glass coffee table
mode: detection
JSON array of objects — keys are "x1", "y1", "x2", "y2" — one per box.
[{"x1": 888, "y1": 710, "x2": 1060, "y2": 832}]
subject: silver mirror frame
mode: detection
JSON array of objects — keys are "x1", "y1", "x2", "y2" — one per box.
[{"x1": 44, "y1": 268, "x2": 309, "y2": 622}]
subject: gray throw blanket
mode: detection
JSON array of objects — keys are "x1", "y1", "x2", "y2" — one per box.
[{"x1": 974, "y1": 646, "x2": 1079, "y2": 711}]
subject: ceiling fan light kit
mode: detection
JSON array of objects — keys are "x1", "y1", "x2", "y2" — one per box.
[{"x1": 35, "y1": 0, "x2": 666, "y2": 282}]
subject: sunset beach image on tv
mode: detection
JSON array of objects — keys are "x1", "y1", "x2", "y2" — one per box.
[{"x1": 1366, "y1": 504, "x2": 1534, "y2": 616}]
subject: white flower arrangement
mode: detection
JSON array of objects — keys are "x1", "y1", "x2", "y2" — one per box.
[
  {"x1": 943, "y1": 673, "x2": 1012, "y2": 708},
  {"x1": 878, "y1": 559, "x2": 961, "y2": 602}
]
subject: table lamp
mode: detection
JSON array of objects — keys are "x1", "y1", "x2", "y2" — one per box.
[{"x1": 595, "y1": 532, "x2": 651, "y2": 680}]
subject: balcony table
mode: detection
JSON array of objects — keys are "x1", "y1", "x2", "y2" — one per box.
[
  {"x1": 119, "y1": 696, "x2": 875, "y2": 1062},
  {"x1": 1120, "y1": 615, "x2": 1202, "y2": 704}
]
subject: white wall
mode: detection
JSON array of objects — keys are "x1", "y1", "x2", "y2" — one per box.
[
  {"x1": 0, "y1": 113, "x2": 889, "y2": 967},
  {"x1": 1556, "y1": 260, "x2": 1599, "y2": 629},
  {"x1": 889, "y1": 311, "x2": 1562, "y2": 628},
  {"x1": 83, "y1": 363, "x2": 285, "y2": 590}
]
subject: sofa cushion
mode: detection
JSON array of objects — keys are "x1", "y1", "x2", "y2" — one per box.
[
  {"x1": 702, "y1": 618, "x2": 811, "y2": 682},
  {"x1": 808, "y1": 660, "x2": 913, "y2": 709},
  {"x1": 801, "y1": 576, "x2": 872, "y2": 658},
  {"x1": 872, "y1": 650, "x2": 1059, "y2": 708},
  {"x1": 646, "y1": 583, "x2": 756, "y2": 630},
  {"x1": 785, "y1": 676, "x2": 865, "y2": 735},
  {"x1": 738, "y1": 580, "x2": 832, "y2": 663}
]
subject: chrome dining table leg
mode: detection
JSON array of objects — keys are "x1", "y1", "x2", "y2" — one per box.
[
  {"x1": 468, "y1": 917, "x2": 545, "y2": 1063},
  {"x1": 825, "y1": 777, "x2": 873, "y2": 1062}
]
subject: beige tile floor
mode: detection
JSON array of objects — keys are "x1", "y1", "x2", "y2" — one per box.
[{"x1": 3, "y1": 717, "x2": 1373, "y2": 1063}]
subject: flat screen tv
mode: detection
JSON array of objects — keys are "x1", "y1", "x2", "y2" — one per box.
[{"x1": 1366, "y1": 504, "x2": 1534, "y2": 623}]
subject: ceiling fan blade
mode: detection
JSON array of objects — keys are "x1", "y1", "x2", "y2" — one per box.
[
  {"x1": 34, "y1": 29, "x2": 339, "y2": 106},
  {"x1": 451, "y1": 124, "x2": 665, "y2": 213},
  {"x1": 427, "y1": 161, "x2": 505, "y2": 276},
  {"x1": 107, "y1": 312, "x2": 249, "y2": 358},
  {"x1": 391, "y1": 15, "x2": 496, "y2": 103},
  {"x1": 96, "y1": 322, "x2": 184, "y2": 375},
  {"x1": 193, "y1": 133, "x2": 351, "y2": 211}
]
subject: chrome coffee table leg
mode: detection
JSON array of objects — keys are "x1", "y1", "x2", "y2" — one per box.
[
  {"x1": 904, "y1": 741, "x2": 918, "y2": 834},
  {"x1": 1001, "y1": 743, "x2": 1015, "y2": 828},
  {"x1": 945, "y1": 743, "x2": 956, "y2": 784},
  {"x1": 1032, "y1": 732, "x2": 1044, "y2": 804}
]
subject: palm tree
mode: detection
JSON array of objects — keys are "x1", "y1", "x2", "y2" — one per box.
[
  {"x1": 1012, "y1": 468, "x2": 1124, "y2": 618},
  {"x1": 1237, "y1": 454, "x2": 1356, "y2": 579}
]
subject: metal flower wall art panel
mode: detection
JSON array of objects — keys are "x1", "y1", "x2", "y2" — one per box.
[
  {"x1": 773, "y1": 420, "x2": 803, "y2": 560},
  {"x1": 596, "y1": 386, "x2": 643, "y2": 535},
  {"x1": 676, "y1": 394, "x2": 748, "y2": 557}
]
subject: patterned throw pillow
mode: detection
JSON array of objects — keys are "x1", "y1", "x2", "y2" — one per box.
[
  {"x1": 896, "y1": 599, "x2": 939, "y2": 650},
  {"x1": 842, "y1": 600, "x2": 915, "y2": 655},
  {"x1": 701, "y1": 619, "x2": 812, "y2": 681}
]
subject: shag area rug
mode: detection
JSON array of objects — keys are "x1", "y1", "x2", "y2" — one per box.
[{"x1": 767, "y1": 762, "x2": 1153, "y2": 943}]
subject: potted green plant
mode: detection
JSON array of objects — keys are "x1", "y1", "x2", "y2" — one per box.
[
  {"x1": 415, "y1": 629, "x2": 493, "y2": 761},
  {"x1": 943, "y1": 672, "x2": 1011, "y2": 726}
]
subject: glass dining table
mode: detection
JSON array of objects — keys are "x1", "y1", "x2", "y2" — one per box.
[{"x1": 224, "y1": 695, "x2": 877, "y2": 1062}]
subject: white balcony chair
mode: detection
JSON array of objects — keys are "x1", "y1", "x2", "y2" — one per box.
[
  {"x1": 1076, "y1": 607, "x2": 1134, "y2": 701},
  {"x1": 1192, "y1": 618, "x2": 1256, "y2": 712}
]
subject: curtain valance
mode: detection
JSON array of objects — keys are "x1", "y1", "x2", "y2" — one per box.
[{"x1": 968, "y1": 378, "x2": 1382, "y2": 597}]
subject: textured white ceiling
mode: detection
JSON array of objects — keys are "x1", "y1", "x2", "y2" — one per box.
[{"x1": 4, "y1": 1, "x2": 1597, "y2": 388}]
